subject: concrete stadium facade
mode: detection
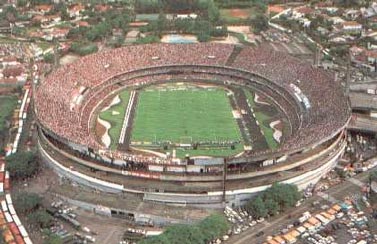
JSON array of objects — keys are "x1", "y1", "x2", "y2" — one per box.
[{"x1": 34, "y1": 44, "x2": 350, "y2": 208}]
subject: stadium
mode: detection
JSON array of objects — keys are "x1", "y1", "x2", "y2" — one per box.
[{"x1": 34, "y1": 43, "x2": 351, "y2": 208}]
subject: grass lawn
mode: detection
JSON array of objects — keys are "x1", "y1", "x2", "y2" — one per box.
[
  {"x1": 244, "y1": 90, "x2": 278, "y2": 150},
  {"x1": 99, "y1": 91, "x2": 130, "y2": 150},
  {"x1": 131, "y1": 87, "x2": 243, "y2": 157},
  {"x1": 0, "y1": 96, "x2": 17, "y2": 133}
]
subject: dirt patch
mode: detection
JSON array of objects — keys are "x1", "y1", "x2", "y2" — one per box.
[
  {"x1": 273, "y1": 120, "x2": 284, "y2": 131},
  {"x1": 229, "y1": 9, "x2": 250, "y2": 19},
  {"x1": 95, "y1": 120, "x2": 106, "y2": 146},
  {"x1": 255, "y1": 93, "x2": 270, "y2": 104},
  {"x1": 60, "y1": 54, "x2": 80, "y2": 65}
]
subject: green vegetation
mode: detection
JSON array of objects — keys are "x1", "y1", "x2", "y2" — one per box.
[
  {"x1": 43, "y1": 53, "x2": 54, "y2": 63},
  {"x1": 370, "y1": 170, "x2": 377, "y2": 181},
  {"x1": 255, "y1": 112, "x2": 278, "y2": 149},
  {"x1": 244, "y1": 90, "x2": 278, "y2": 149},
  {"x1": 246, "y1": 183, "x2": 301, "y2": 218},
  {"x1": 14, "y1": 193, "x2": 61, "y2": 243},
  {"x1": 107, "y1": 36, "x2": 125, "y2": 48},
  {"x1": 5, "y1": 151, "x2": 39, "y2": 180},
  {"x1": 139, "y1": 214, "x2": 229, "y2": 244},
  {"x1": 0, "y1": 96, "x2": 17, "y2": 134},
  {"x1": 42, "y1": 231, "x2": 63, "y2": 244},
  {"x1": 70, "y1": 42, "x2": 98, "y2": 56},
  {"x1": 249, "y1": 13, "x2": 268, "y2": 33},
  {"x1": 99, "y1": 91, "x2": 130, "y2": 150},
  {"x1": 0, "y1": 95, "x2": 17, "y2": 153},
  {"x1": 14, "y1": 192, "x2": 42, "y2": 214},
  {"x1": 131, "y1": 87, "x2": 242, "y2": 157},
  {"x1": 28, "y1": 210, "x2": 53, "y2": 228},
  {"x1": 229, "y1": 32, "x2": 249, "y2": 45},
  {"x1": 215, "y1": 0, "x2": 266, "y2": 10},
  {"x1": 65, "y1": 7, "x2": 131, "y2": 43},
  {"x1": 138, "y1": 1, "x2": 227, "y2": 41}
]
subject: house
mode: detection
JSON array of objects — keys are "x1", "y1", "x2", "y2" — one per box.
[
  {"x1": 299, "y1": 18, "x2": 311, "y2": 28},
  {"x1": 1, "y1": 56, "x2": 19, "y2": 66},
  {"x1": 323, "y1": 7, "x2": 338, "y2": 14},
  {"x1": 343, "y1": 9, "x2": 361, "y2": 20},
  {"x1": 342, "y1": 21, "x2": 362, "y2": 33},
  {"x1": 125, "y1": 30, "x2": 139, "y2": 43},
  {"x1": 293, "y1": 6, "x2": 314, "y2": 19},
  {"x1": 329, "y1": 16, "x2": 345, "y2": 25},
  {"x1": 365, "y1": 50, "x2": 377, "y2": 64},
  {"x1": 34, "y1": 5, "x2": 52, "y2": 14},
  {"x1": 95, "y1": 4, "x2": 110, "y2": 12},
  {"x1": 361, "y1": 2, "x2": 377, "y2": 18},
  {"x1": 317, "y1": 27, "x2": 329, "y2": 35},
  {"x1": 43, "y1": 15, "x2": 61, "y2": 23},
  {"x1": 0, "y1": 20, "x2": 10, "y2": 34},
  {"x1": 68, "y1": 4, "x2": 85, "y2": 18},
  {"x1": 45, "y1": 28, "x2": 69, "y2": 41},
  {"x1": 315, "y1": 1, "x2": 333, "y2": 9},
  {"x1": 77, "y1": 21, "x2": 89, "y2": 27}
]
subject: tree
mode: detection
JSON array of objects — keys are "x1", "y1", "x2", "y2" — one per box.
[
  {"x1": 86, "y1": 21, "x2": 112, "y2": 41},
  {"x1": 264, "y1": 198, "x2": 279, "y2": 216},
  {"x1": 249, "y1": 13, "x2": 268, "y2": 34},
  {"x1": 70, "y1": 42, "x2": 98, "y2": 56},
  {"x1": 197, "y1": 214, "x2": 229, "y2": 242},
  {"x1": 247, "y1": 196, "x2": 268, "y2": 218},
  {"x1": 5, "y1": 151, "x2": 39, "y2": 180},
  {"x1": 370, "y1": 170, "x2": 377, "y2": 181},
  {"x1": 17, "y1": 0, "x2": 28, "y2": 7},
  {"x1": 155, "y1": 12, "x2": 167, "y2": 36},
  {"x1": 197, "y1": 32, "x2": 211, "y2": 42},
  {"x1": 264, "y1": 183, "x2": 301, "y2": 210},
  {"x1": 28, "y1": 210, "x2": 53, "y2": 228},
  {"x1": 43, "y1": 53, "x2": 54, "y2": 63},
  {"x1": 139, "y1": 214, "x2": 229, "y2": 244},
  {"x1": 195, "y1": 20, "x2": 211, "y2": 42},
  {"x1": 14, "y1": 192, "x2": 42, "y2": 214},
  {"x1": 139, "y1": 234, "x2": 170, "y2": 244},
  {"x1": 207, "y1": 0, "x2": 220, "y2": 24},
  {"x1": 42, "y1": 230, "x2": 63, "y2": 244},
  {"x1": 329, "y1": 46, "x2": 349, "y2": 58},
  {"x1": 245, "y1": 183, "x2": 301, "y2": 218},
  {"x1": 67, "y1": 27, "x2": 88, "y2": 39},
  {"x1": 163, "y1": 225, "x2": 205, "y2": 244}
]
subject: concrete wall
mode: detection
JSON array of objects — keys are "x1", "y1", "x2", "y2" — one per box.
[{"x1": 40, "y1": 137, "x2": 346, "y2": 208}]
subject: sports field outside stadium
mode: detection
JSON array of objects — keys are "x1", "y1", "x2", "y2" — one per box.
[{"x1": 131, "y1": 85, "x2": 243, "y2": 157}]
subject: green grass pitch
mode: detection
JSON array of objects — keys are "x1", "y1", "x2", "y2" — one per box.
[
  {"x1": 99, "y1": 91, "x2": 130, "y2": 150},
  {"x1": 131, "y1": 87, "x2": 243, "y2": 157},
  {"x1": 244, "y1": 90, "x2": 278, "y2": 150}
]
